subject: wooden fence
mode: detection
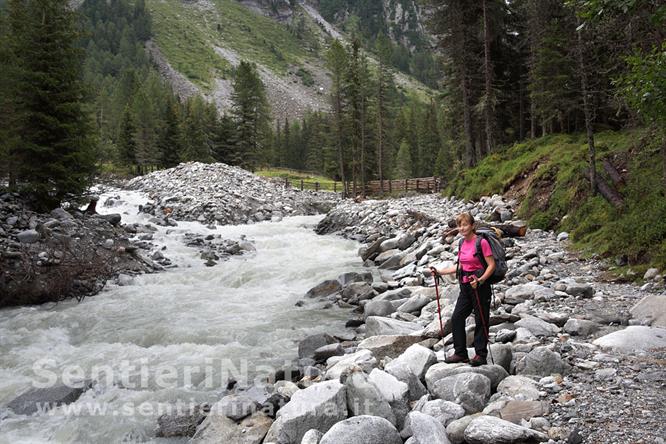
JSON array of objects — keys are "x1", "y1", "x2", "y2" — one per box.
[{"x1": 283, "y1": 176, "x2": 442, "y2": 196}]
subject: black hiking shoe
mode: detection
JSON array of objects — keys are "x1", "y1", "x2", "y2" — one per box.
[
  {"x1": 470, "y1": 355, "x2": 487, "y2": 367},
  {"x1": 444, "y1": 354, "x2": 470, "y2": 364}
]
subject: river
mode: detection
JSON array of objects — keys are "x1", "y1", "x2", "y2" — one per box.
[{"x1": 0, "y1": 190, "x2": 364, "y2": 443}]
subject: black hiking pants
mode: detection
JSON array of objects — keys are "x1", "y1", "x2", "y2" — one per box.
[{"x1": 452, "y1": 281, "x2": 492, "y2": 358}]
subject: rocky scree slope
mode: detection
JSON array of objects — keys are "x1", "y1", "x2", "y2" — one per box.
[{"x1": 127, "y1": 162, "x2": 341, "y2": 226}]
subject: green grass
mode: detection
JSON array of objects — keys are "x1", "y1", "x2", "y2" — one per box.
[
  {"x1": 257, "y1": 168, "x2": 339, "y2": 191},
  {"x1": 147, "y1": 0, "x2": 318, "y2": 90},
  {"x1": 446, "y1": 129, "x2": 666, "y2": 270}
]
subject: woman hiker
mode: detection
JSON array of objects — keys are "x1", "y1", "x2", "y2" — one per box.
[{"x1": 430, "y1": 212, "x2": 496, "y2": 367}]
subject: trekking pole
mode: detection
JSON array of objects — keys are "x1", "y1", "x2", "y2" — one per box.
[
  {"x1": 472, "y1": 284, "x2": 495, "y2": 365},
  {"x1": 430, "y1": 268, "x2": 445, "y2": 338}
]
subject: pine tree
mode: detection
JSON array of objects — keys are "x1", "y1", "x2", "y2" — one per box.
[
  {"x1": 118, "y1": 105, "x2": 137, "y2": 166},
  {"x1": 159, "y1": 98, "x2": 182, "y2": 167},
  {"x1": 7, "y1": 0, "x2": 96, "y2": 208},
  {"x1": 231, "y1": 61, "x2": 270, "y2": 171},
  {"x1": 394, "y1": 140, "x2": 411, "y2": 179},
  {"x1": 326, "y1": 39, "x2": 349, "y2": 195}
]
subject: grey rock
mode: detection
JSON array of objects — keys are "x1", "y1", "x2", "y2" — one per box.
[
  {"x1": 192, "y1": 411, "x2": 272, "y2": 444},
  {"x1": 368, "y1": 369, "x2": 409, "y2": 403},
  {"x1": 494, "y1": 329, "x2": 517, "y2": 343},
  {"x1": 305, "y1": 280, "x2": 342, "y2": 299},
  {"x1": 426, "y1": 364, "x2": 508, "y2": 392},
  {"x1": 263, "y1": 380, "x2": 347, "y2": 444},
  {"x1": 7, "y1": 382, "x2": 92, "y2": 415},
  {"x1": 497, "y1": 400, "x2": 549, "y2": 424},
  {"x1": 446, "y1": 414, "x2": 483, "y2": 444},
  {"x1": 496, "y1": 376, "x2": 540, "y2": 401},
  {"x1": 324, "y1": 349, "x2": 377, "y2": 380},
  {"x1": 503, "y1": 284, "x2": 544, "y2": 304},
  {"x1": 364, "y1": 300, "x2": 397, "y2": 319},
  {"x1": 98, "y1": 213, "x2": 122, "y2": 226},
  {"x1": 464, "y1": 415, "x2": 548, "y2": 443},
  {"x1": 565, "y1": 283, "x2": 594, "y2": 298},
  {"x1": 365, "y1": 316, "x2": 423, "y2": 337},
  {"x1": 300, "y1": 429, "x2": 323, "y2": 444},
  {"x1": 384, "y1": 360, "x2": 428, "y2": 401},
  {"x1": 156, "y1": 404, "x2": 208, "y2": 438},
  {"x1": 517, "y1": 347, "x2": 570, "y2": 376},
  {"x1": 345, "y1": 371, "x2": 396, "y2": 425},
  {"x1": 17, "y1": 229, "x2": 40, "y2": 244},
  {"x1": 397, "y1": 294, "x2": 431, "y2": 314},
  {"x1": 298, "y1": 333, "x2": 337, "y2": 359},
  {"x1": 431, "y1": 373, "x2": 491, "y2": 414},
  {"x1": 397, "y1": 233, "x2": 417, "y2": 250},
  {"x1": 342, "y1": 282, "x2": 375, "y2": 302},
  {"x1": 488, "y1": 344, "x2": 512, "y2": 373},
  {"x1": 319, "y1": 415, "x2": 402, "y2": 444},
  {"x1": 630, "y1": 295, "x2": 666, "y2": 328},
  {"x1": 217, "y1": 394, "x2": 257, "y2": 421},
  {"x1": 380, "y1": 238, "x2": 400, "y2": 252},
  {"x1": 514, "y1": 315, "x2": 560, "y2": 337},
  {"x1": 417, "y1": 399, "x2": 465, "y2": 428},
  {"x1": 563, "y1": 319, "x2": 599, "y2": 336},
  {"x1": 401, "y1": 411, "x2": 451, "y2": 443},
  {"x1": 358, "y1": 335, "x2": 424, "y2": 360},
  {"x1": 314, "y1": 344, "x2": 344, "y2": 362},
  {"x1": 374, "y1": 288, "x2": 412, "y2": 302},
  {"x1": 592, "y1": 326, "x2": 666, "y2": 352},
  {"x1": 338, "y1": 271, "x2": 372, "y2": 286},
  {"x1": 384, "y1": 344, "x2": 437, "y2": 382}
]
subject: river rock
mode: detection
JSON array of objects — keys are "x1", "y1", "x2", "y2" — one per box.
[
  {"x1": 384, "y1": 361, "x2": 428, "y2": 401},
  {"x1": 338, "y1": 271, "x2": 372, "y2": 286},
  {"x1": 498, "y1": 400, "x2": 549, "y2": 424},
  {"x1": 360, "y1": 238, "x2": 384, "y2": 261},
  {"x1": 430, "y1": 373, "x2": 491, "y2": 414},
  {"x1": 400, "y1": 411, "x2": 451, "y2": 443},
  {"x1": 374, "y1": 288, "x2": 412, "y2": 302},
  {"x1": 217, "y1": 394, "x2": 257, "y2": 421},
  {"x1": 368, "y1": 369, "x2": 409, "y2": 403},
  {"x1": 300, "y1": 429, "x2": 323, "y2": 444},
  {"x1": 496, "y1": 376, "x2": 540, "y2": 401},
  {"x1": 17, "y1": 229, "x2": 40, "y2": 244},
  {"x1": 565, "y1": 283, "x2": 594, "y2": 298},
  {"x1": 358, "y1": 335, "x2": 423, "y2": 360},
  {"x1": 446, "y1": 414, "x2": 483, "y2": 444},
  {"x1": 563, "y1": 318, "x2": 599, "y2": 336},
  {"x1": 416, "y1": 399, "x2": 465, "y2": 427},
  {"x1": 156, "y1": 404, "x2": 208, "y2": 437},
  {"x1": 464, "y1": 415, "x2": 548, "y2": 443},
  {"x1": 592, "y1": 326, "x2": 666, "y2": 351},
  {"x1": 516, "y1": 346, "x2": 570, "y2": 376},
  {"x1": 514, "y1": 315, "x2": 561, "y2": 337},
  {"x1": 192, "y1": 411, "x2": 272, "y2": 444},
  {"x1": 7, "y1": 382, "x2": 92, "y2": 415},
  {"x1": 364, "y1": 300, "x2": 397, "y2": 319},
  {"x1": 630, "y1": 294, "x2": 666, "y2": 327},
  {"x1": 504, "y1": 284, "x2": 543, "y2": 304},
  {"x1": 263, "y1": 380, "x2": 347, "y2": 444},
  {"x1": 365, "y1": 316, "x2": 423, "y2": 336},
  {"x1": 314, "y1": 344, "x2": 344, "y2": 362},
  {"x1": 298, "y1": 333, "x2": 337, "y2": 359},
  {"x1": 342, "y1": 282, "x2": 375, "y2": 302},
  {"x1": 345, "y1": 371, "x2": 396, "y2": 425},
  {"x1": 397, "y1": 294, "x2": 431, "y2": 314},
  {"x1": 426, "y1": 363, "x2": 508, "y2": 392},
  {"x1": 305, "y1": 280, "x2": 341, "y2": 299},
  {"x1": 319, "y1": 415, "x2": 402, "y2": 444},
  {"x1": 324, "y1": 349, "x2": 377, "y2": 380},
  {"x1": 488, "y1": 343, "x2": 512, "y2": 373},
  {"x1": 384, "y1": 344, "x2": 437, "y2": 382}
]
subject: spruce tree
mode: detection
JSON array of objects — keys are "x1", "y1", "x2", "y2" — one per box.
[{"x1": 7, "y1": 0, "x2": 96, "y2": 208}]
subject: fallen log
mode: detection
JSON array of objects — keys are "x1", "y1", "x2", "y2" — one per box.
[
  {"x1": 602, "y1": 159, "x2": 625, "y2": 186},
  {"x1": 587, "y1": 168, "x2": 624, "y2": 209}
]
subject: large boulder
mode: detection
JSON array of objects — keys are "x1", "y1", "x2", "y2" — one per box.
[
  {"x1": 192, "y1": 412, "x2": 272, "y2": 444},
  {"x1": 503, "y1": 284, "x2": 544, "y2": 304},
  {"x1": 342, "y1": 282, "x2": 375, "y2": 302},
  {"x1": 516, "y1": 347, "x2": 570, "y2": 377},
  {"x1": 319, "y1": 416, "x2": 402, "y2": 444},
  {"x1": 156, "y1": 404, "x2": 208, "y2": 438},
  {"x1": 397, "y1": 294, "x2": 432, "y2": 314},
  {"x1": 384, "y1": 360, "x2": 428, "y2": 401},
  {"x1": 593, "y1": 326, "x2": 666, "y2": 351},
  {"x1": 358, "y1": 335, "x2": 423, "y2": 360},
  {"x1": 463, "y1": 415, "x2": 548, "y2": 443},
  {"x1": 216, "y1": 394, "x2": 257, "y2": 421},
  {"x1": 630, "y1": 295, "x2": 666, "y2": 327},
  {"x1": 365, "y1": 317, "x2": 423, "y2": 337},
  {"x1": 384, "y1": 344, "x2": 437, "y2": 382},
  {"x1": 430, "y1": 373, "x2": 491, "y2": 414},
  {"x1": 345, "y1": 371, "x2": 396, "y2": 425},
  {"x1": 426, "y1": 364, "x2": 508, "y2": 392},
  {"x1": 263, "y1": 381, "x2": 347, "y2": 444},
  {"x1": 498, "y1": 400, "x2": 550, "y2": 424},
  {"x1": 324, "y1": 349, "x2": 377, "y2": 380},
  {"x1": 563, "y1": 318, "x2": 599, "y2": 336},
  {"x1": 374, "y1": 288, "x2": 412, "y2": 302},
  {"x1": 400, "y1": 411, "x2": 451, "y2": 443},
  {"x1": 446, "y1": 414, "x2": 483, "y2": 444},
  {"x1": 299, "y1": 334, "x2": 338, "y2": 359}
]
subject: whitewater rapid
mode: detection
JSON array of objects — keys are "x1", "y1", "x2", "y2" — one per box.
[{"x1": 0, "y1": 189, "x2": 365, "y2": 443}]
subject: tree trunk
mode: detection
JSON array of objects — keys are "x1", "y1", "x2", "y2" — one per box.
[
  {"x1": 575, "y1": 17, "x2": 596, "y2": 195},
  {"x1": 335, "y1": 91, "x2": 346, "y2": 198},
  {"x1": 602, "y1": 159, "x2": 624, "y2": 186},
  {"x1": 482, "y1": 0, "x2": 494, "y2": 154},
  {"x1": 461, "y1": 70, "x2": 475, "y2": 167},
  {"x1": 377, "y1": 64, "x2": 384, "y2": 193}
]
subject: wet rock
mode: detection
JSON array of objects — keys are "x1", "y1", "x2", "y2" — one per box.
[
  {"x1": 191, "y1": 411, "x2": 272, "y2": 444},
  {"x1": 156, "y1": 404, "x2": 209, "y2": 437},
  {"x1": 7, "y1": 382, "x2": 92, "y2": 415},
  {"x1": 314, "y1": 344, "x2": 344, "y2": 362},
  {"x1": 364, "y1": 300, "x2": 397, "y2": 319},
  {"x1": 298, "y1": 333, "x2": 337, "y2": 359},
  {"x1": 305, "y1": 280, "x2": 342, "y2": 299}
]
